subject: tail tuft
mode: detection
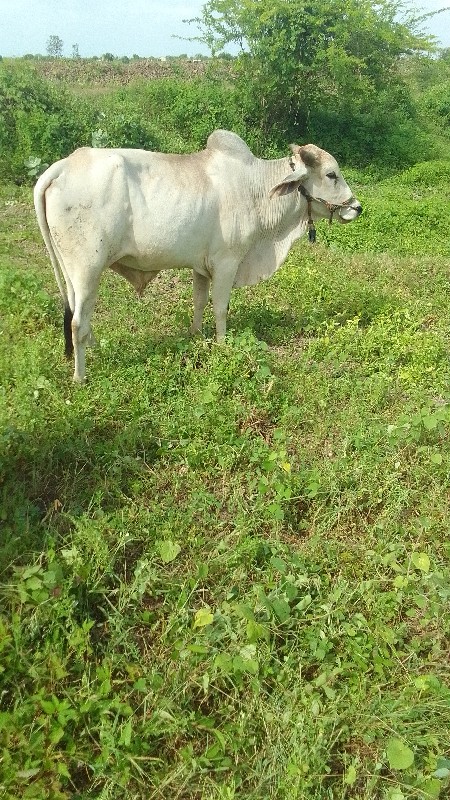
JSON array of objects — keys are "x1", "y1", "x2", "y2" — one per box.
[{"x1": 64, "y1": 305, "x2": 74, "y2": 359}]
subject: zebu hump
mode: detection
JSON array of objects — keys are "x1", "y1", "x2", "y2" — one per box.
[{"x1": 206, "y1": 130, "x2": 255, "y2": 164}]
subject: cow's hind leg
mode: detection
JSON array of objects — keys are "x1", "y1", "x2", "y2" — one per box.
[
  {"x1": 190, "y1": 272, "x2": 210, "y2": 334},
  {"x1": 71, "y1": 273, "x2": 101, "y2": 383}
]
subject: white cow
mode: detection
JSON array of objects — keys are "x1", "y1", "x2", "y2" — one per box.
[{"x1": 34, "y1": 129, "x2": 361, "y2": 382}]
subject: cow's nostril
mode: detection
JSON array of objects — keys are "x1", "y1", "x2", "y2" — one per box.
[{"x1": 355, "y1": 204, "x2": 363, "y2": 216}]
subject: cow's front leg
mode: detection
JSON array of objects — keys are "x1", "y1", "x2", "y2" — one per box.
[
  {"x1": 190, "y1": 271, "x2": 210, "y2": 334},
  {"x1": 211, "y1": 264, "x2": 237, "y2": 341}
]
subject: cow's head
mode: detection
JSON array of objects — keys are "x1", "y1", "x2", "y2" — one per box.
[{"x1": 270, "y1": 144, "x2": 362, "y2": 223}]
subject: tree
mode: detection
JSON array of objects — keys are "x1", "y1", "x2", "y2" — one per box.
[
  {"x1": 46, "y1": 35, "x2": 63, "y2": 58},
  {"x1": 190, "y1": 0, "x2": 438, "y2": 164},
  {"x1": 72, "y1": 43, "x2": 80, "y2": 59}
]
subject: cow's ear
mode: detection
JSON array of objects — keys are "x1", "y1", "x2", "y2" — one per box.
[{"x1": 269, "y1": 161, "x2": 308, "y2": 198}]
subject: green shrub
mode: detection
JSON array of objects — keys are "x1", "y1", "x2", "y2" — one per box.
[
  {"x1": 421, "y1": 82, "x2": 450, "y2": 129},
  {"x1": 299, "y1": 84, "x2": 434, "y2": 170},
  {"x1": 113, "y1": 77, "x2": 247, "y2": 153},
  {"x1": 91, "y1": 109, "x2": 156, "y2": 150},
  {"x1": 0, "y1": 64, "x2": 95, "y2": 181}
]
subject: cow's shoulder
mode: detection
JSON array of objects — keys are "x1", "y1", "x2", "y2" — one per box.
[{"x1": 206, "y1": 130, "x2": 255, "y2": 164}]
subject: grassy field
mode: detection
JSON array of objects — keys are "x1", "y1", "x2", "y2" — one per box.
[
  {"x1": 18, "y1": 56, "x2": 212, "y2": 89},
  {"x1": 0, "y1": 161, "x2": 450, "y2": 800}
]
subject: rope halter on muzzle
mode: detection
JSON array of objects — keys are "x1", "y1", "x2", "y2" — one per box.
[
  {"x1": 289, "y1": 155, "x2": 358, "y2": 243},
  {"x1": 298, "y1": 184, "x2": 359, "y2": 243}
]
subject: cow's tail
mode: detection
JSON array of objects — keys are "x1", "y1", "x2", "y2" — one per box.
[{"x1": 34, "y1": 164, "x2": 74, "y2": 359}]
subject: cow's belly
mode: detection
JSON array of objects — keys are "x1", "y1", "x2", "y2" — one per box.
[
  {"x1": 110, "y1": 254, "x2": 211, "y2": 293},
  {"x1": 114, "y1": 254, "x2": 210, "y2": 278}
]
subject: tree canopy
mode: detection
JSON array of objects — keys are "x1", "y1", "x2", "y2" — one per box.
[
  {"x1": 46, "y1": 35, "x2": 64, "y2": 58},
  {"x1": 192, "y1": 0, "x2": 439, "y2": 163}
]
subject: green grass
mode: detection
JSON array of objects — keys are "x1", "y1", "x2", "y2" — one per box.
[{"x1": 0, "y1": 171, "x2": 450, "y2": 800}]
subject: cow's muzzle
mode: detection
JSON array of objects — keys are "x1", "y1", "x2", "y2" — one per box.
[
  {"x1": 299, "y1": 185, "x2": 362, "y2": 221},
  {"x1": 338, "y1": 199, "x2": 363, "y2": 223},
  {"x1": 298, "y1": 185, "x2": 362, "y2": 241}
]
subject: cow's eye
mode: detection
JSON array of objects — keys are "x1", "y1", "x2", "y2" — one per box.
[{"x1": 327, "y1": 171, "x2": 337, "y2": 180}]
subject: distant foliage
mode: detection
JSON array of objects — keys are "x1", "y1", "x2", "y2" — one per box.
[
  {"x1": 0, "y1": 41, "x2": 449, "y2": 184},
  {"x1": 125, "y1": 77, "x2": 248, "y2": 153},
  {"x1": 91, "y1": 128, "x2": 109, "y2": 148},
  {"x1": 46, "y1": 35, "x2": 63, "y2": 58}
]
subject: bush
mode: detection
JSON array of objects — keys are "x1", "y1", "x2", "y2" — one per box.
[
  {"x1": 421, "y1": 82, "x2": 450, "y2": 129},
  {"x1": 91, "y1": 108, "x2": 156, "y2": 150},
  {"x1": 123, "y1": 78, "x2": 244, "y2": 153},
  {"x1": 0, "y1": 64, "x2": 95, "y2": 181}
]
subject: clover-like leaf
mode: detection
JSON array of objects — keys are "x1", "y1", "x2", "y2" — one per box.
[
  {"x1": 193, "y1": 608, "x2": 214, "y2": 629},
  {"x1": 156, "y1": 539, "x2": 181, "y2": 563},
  {"x1": 411, "y1": 552, "x2": 430, "y2": 573}
]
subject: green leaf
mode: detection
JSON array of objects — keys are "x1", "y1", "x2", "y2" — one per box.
[
  {"x1": 156, "y1": 539, "x2": 181, "y2": 563},
  {"x1": 214, "y1": 653, "x2": 233, "y2": 673},
  {"x1": 40, "y1": 699, "x2": 56, "y2": 715},
  {"x1": 344, "y1": 764, "x2": 357, "y2": 785},
  {"x1": 193, "y1": 608, "x2": 214, "y2": 629},
  {"x1": 57, "y1": 762, "x2": 71, "y2": 779},
  {"x1": 296, "y1": 593, "x2": 312, "y2": 612},
  {"x1": 433, "y1": 768, "x2": 450, "y2": 779},
  {"x1": 421, "y1": 778, "x2": 442, "y2": 798},
  {"x1": 119, "y1": 718, "x2": 132, "y2": 747},
  {"x1": 239, "y1": 644, "x2": 257, "y2": 662},
  {"x1": 233, "y1": 603, "x2": 255, "y2": 621},
  {"x1": 21, "y1": 565, "x2": 42, "y2": 579},
  {"x1": 411, "y1": 552, "x2": 430, "y2": 573},
  {"x1": 270, "y1": 597, "x2": 291, "y2": 623},
  {"x1": 268, "y1": 502, "x2": 284, "y2": 520},
  {"x1": 246, "y1": 620, "x2": 269, "y2": 642},
  {"x1": 187, "y1": 644, "x2": 209, "y2": 654},
  {"x1": 25, "y1": 576, "x2": 42, "y2": 591},
  {"x1": 16, "y1": 768, "x2": 41, "y2": 779},
  {"x1": 430, "y1": 452, "x2": 443, "y2": 465},
  {"x1": 49, "y1": 726, "x2": 65, "y2": 745},
  {"x1": 385, "y1": 789, "x2": 405, "y2": 800},
  {"x1": 386, "y1": 739, "x2": 415, "y2": 770},
  {"x1": 24, "y1": 156, "x2": 41, "y2": 169},
  {"x1": 232, "y1": 654, "x2": 258, "y2": 674},
  {"x1": 270, "y1": 556, "x2": 287, "y2": 573}
]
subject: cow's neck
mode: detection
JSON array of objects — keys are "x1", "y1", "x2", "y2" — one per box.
[{"x1": 252, "y1": 156, "x2": 308, "y2": 235}]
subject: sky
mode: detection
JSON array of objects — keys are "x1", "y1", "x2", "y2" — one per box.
[{"x1": 0, "y1": 0, "x2": 449, "y2": 59}]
